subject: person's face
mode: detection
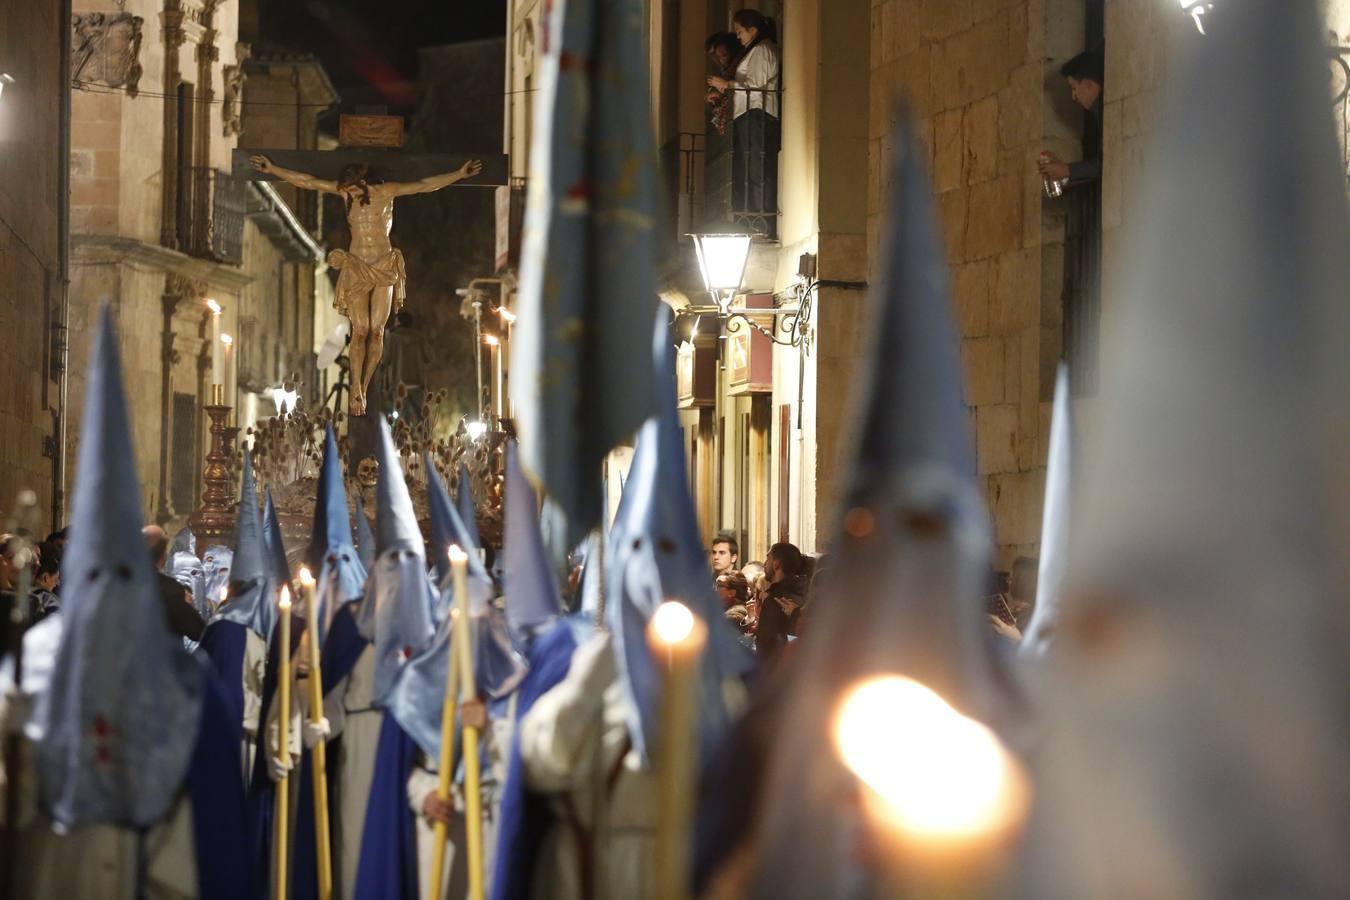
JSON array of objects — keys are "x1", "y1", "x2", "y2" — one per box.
[
  {"x1": 733, "y1": 23, "x2": 757, "y2": 46},
  {"x1": 1068, "y1": 76, "x2": 1100, "y2": 111},
  {"x1": 710, "y1": 542, "x2": 736, "y2": 575},
  {"x1": 36, "y1": 571, "x2": 58, "y2": 591},
  {"x1": 712, "y1": 45, "x2": 731, "y2": 69},
  {"x1": 716, "y1": 581, "x2": 736, "y2": 606},
  {"x1": 1011, "y1": 568, "x2": 1038, "y2": 602},
  {"x1": 763, "y1": 554, "x2": 781, "y2": 583}
]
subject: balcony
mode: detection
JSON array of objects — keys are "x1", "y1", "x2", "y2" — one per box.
[
  {"x1": 495, "y1": 176, "x2": 527, "y2": 273},
  {"x1": 178, "y1": 166, "x2": 247, "y2": 266},
  {"x1": 702, "y1": 86, "x2": 781, "y2": 240}
]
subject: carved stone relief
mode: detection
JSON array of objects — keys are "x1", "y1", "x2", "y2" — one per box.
[
  {"x1": 222, "y1": 43, "x2": 250, "y2": 137},
  {"x1": 72, "y1": 10, "x2": 145, "y2": 96}
]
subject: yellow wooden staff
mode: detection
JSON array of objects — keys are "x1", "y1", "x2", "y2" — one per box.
[
  {"x1": 298, "y1": 567, "x2": 333, "y2": 900},
  {"x1": 274, "y1": 586, "x2": 293, "y2": 900}
]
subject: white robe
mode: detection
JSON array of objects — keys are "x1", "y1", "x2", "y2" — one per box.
[
  {"x1": 324, "y1": 645, "x2": 383, "y2": 900},
  {"x1": 518, "y1": 634, "x2": 656, "y2": 900}
]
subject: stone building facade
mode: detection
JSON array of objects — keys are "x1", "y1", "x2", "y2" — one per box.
[
  {"x1": 0, "y1": 0, "x2": 64, "y2": 529},
  {"x1": 65, "y1": 0, "x2": 335, "y2": 532}
]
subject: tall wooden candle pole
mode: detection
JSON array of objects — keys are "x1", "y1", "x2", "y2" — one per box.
[
  {"x1": 427, "y1": 547, "x2": 464, "y2": 900},
  {"x1": 274, "y1": 586, "x2": 293, "y2": 900},
  {"x1": 647, "y1": 601, "x2": 707, "y2": 900},
  {"x1": 299, "y1": 568, "x2": 333, "y2": 900},
  {"x1": 454, "y1": 546, "x2": 486, "y2": 900}
]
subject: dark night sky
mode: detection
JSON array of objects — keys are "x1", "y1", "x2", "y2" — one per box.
[{"x1": 260, "y1": 0, "x2": 507, "y2": 110}]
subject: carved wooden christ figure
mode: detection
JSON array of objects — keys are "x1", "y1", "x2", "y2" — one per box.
[{"x1": 249, "y1": 154, "x2": 483, "y2": 416}]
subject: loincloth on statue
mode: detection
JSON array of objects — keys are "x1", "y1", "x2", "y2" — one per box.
[{"x1": 327, "y1": 248, "x2": 407, "y2": 315}]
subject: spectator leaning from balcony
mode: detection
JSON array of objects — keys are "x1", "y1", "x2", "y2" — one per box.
[
  {"x1": 1039, "y1": 44, "x2": 1105, "y2": 189},
  {"x1": 706, "y1": 32, "x2": 741, "y2": 136},
  {"x1": 707, "y1": 10, "x2": 781, "y2": 236}
]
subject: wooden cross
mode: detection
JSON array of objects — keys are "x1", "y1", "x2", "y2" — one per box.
[{"x1": 232, "y1": 114, "x2": 508, "y2": 185}]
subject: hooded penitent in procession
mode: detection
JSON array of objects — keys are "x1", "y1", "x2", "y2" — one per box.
[
  {"x1": 1016, "y1": 2, "x2": 1350, "y2": 895},
  {"x1": 26, "y1": 305, "x2": 253, "y2": 899},
  {"x1": 725, "y1": 114, "x2": 1008, "y2": 898},
  {"x1": 199, "y1": 450, "x2": 275, "y2": 780}
]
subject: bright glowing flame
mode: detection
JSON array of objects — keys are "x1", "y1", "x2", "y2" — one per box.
[
  {"x1": 448, "y1": 545, "x2": 468, "y2": 565},
  {"x1": 206, "y1": 298, "x2": 222, "y2": 315},
  {"x1": 465, "y1": 420, "x2": 487, "y2": 440},
  {"x1": 220, "y1": 333, "x2": 233, "y2": 346},
  {"x1": 298, "y1": 567, "x2": 315, "y2": 588},
  {"x1": 650, "y1": 601, "x2": 696, "y2": 646},
  {"x1": 219, "y1": 584, "x2": 228, "y2": 602},
  {"x1": 279, "y1": 586, "x2": 292, "y2": 610},
  {"x1": 483, "y1": 334, "x2": 500, "y2": 347},
  {"x1": 834, "y1": 675, "x2": 1026, "y2": 840}
]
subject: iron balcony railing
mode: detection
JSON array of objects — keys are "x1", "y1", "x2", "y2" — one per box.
[{"x1": 178, "y1": 166, "x2": 246, "y2": 265}]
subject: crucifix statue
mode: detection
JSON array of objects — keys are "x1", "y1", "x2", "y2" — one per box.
[{"x1": 237, "y1": 114, "x2": 504, "y2": 417}]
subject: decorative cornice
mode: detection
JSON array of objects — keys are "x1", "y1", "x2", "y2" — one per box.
[{"x1": 73, "y1": 233, "x2": 255, "y2": 292}]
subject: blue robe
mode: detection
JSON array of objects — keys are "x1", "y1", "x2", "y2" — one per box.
[
  {"x1": 351, "y1": 715, "x2": 421, "y2": 898},
  {"x1": 189, "y1": 665, "x2": 257, "y2": 899},
  {"x1": 198, "y1": 619, "x2": 249, "y2": 750},
  {"x1": 490, "y1": 620, "x2": 582, "y2": 900}
]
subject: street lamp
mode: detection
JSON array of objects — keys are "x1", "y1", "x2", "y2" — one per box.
[{"x1": 691, "y1": 233, "x2": 752, "y2": 313}]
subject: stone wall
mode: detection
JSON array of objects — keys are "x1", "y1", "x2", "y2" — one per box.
[
  {"x1": 868, "y1": 0, "x2": 1047, "y2": 567},
  {"x1": 0, "y1": 0, "x2": 62, "y2": 528}
]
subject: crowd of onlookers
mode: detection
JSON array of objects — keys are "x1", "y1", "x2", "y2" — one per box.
[{"x1": 710, "y1": 531, "x2": 1040, "y2": 665}]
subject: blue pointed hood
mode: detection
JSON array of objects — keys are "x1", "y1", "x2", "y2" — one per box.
[
  {"x1": 743, "y1": 117, "x2": 1005, "y2": 898},
  {"x1": 456, "y1": 462, "x2": 482, "y2": 553},
  {"x1": 1020, "y1": 364, "x2": 1072, "y2": 656},
  {"x1": 218, "y1": 452, "x2": 271, "y2": 634},
  {"x1": 354, "y1": 494, "x2": 376, "y2": 573},
  {"x1": 425, "y1": 457, "x2": 489, "y2": 596},
  {"x1": 357, "y1": 419, "x2": 440, "y2": 701},
  {"x1": 502, "y1": 439, "x2": 563, "y2": 642},
  {"x1": 35, "y1": 305, "x2": 204, "y2": 829},
  {"x1": 309, "y1": 426, "x2": 355, "y2": 570},
  {"x1": 257, "y1": 488, "x2": 288, "y2": 638},
  {"x1": 310, "y1": 425, "x2": 366, "y2": 644},
  {"x1": 606, "y1": 311, "x2": 753, "y2": 764},
  {"x1": 1018, "y1": 3, "x2": 1350, "y2": 895},
  {"x1": 375, "y1": 419, "x2": 422, "y2": 555}
]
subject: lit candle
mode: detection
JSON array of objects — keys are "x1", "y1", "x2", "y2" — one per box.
[
  {"x1": 218, "y1": 583, "x2": 228, "y2": 611},
  {"x1": 833, "y1": 675, "x2": 1030, "y2": 893},
  {"x1": 221, "y1": 333, "x2": 235, "y2": 410},
  {"x1": 207, "y1": 299, "x2": 223, "y2": 386},
  {"x1": 299, "y1": 568, "x2": 333, "y2": 900},
  {"x1": 274, "y1": 585, "x2": 293, "y2": 900},
  {"x1": 646, "y1": 600, "x2": 708, "y2": 900}
]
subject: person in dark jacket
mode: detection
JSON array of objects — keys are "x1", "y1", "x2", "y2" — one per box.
[
  {"x1": 754, "y1": 542, "x2": 809, "y2": 665},
  {"x1": 1039, "y1": 45, "x2": 1105, "y2": 187},
  {"x1": 143, "y1": 525, "x2": 207, "y2": 641}
]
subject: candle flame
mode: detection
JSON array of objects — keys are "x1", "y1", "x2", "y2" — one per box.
[
  {"x1": 298, "y1": 566, "x2": 315, "y2": 588},
  {"x1": 834, "y1": 675, "x2": 1027, "y2": 840},
  {"x1": 206, "y1": 299, "x2": 222, "y2": 315},
  {"x1": 483, "y1": 334, "x2": 500, "y2": 347},
  {"x1": 650, "y1": 601, "x2": 696, "y2": 645},
  {"x1": 279, "y1": 586, "x2": 292, "y2": 610},
  {"x1": 219, "y1": 584, "x2": 228, "y2": 602},
  {"x1": 448, "y1": 545, "x2": 468, "y2": 564},
  {"x1": 220, "y1": 333, "x2": 234, "y2": 346}
]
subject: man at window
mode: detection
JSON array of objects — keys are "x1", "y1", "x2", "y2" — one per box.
[{"x1": 1039, "y1": 46, "x2": 1105, "y2": 188}]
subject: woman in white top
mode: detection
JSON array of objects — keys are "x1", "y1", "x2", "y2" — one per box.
[{"x1": 707, "y1": 10, "x2": 781, "y2": 236}]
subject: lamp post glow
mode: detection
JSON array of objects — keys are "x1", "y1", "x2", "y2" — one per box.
[
  {"x1": 691, "y1": 233, "x2": 752, "y2": 314},
  {"x1": 833, "y1": 675, "x2": 1029, "y2": 891},
  {"x1": 646, "y1": 600, "x2": 707, "y2": 900}
]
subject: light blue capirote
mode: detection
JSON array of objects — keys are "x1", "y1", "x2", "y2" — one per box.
[{"x1": 35, "y1": 304, "x2": 205, "y2": 829}]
